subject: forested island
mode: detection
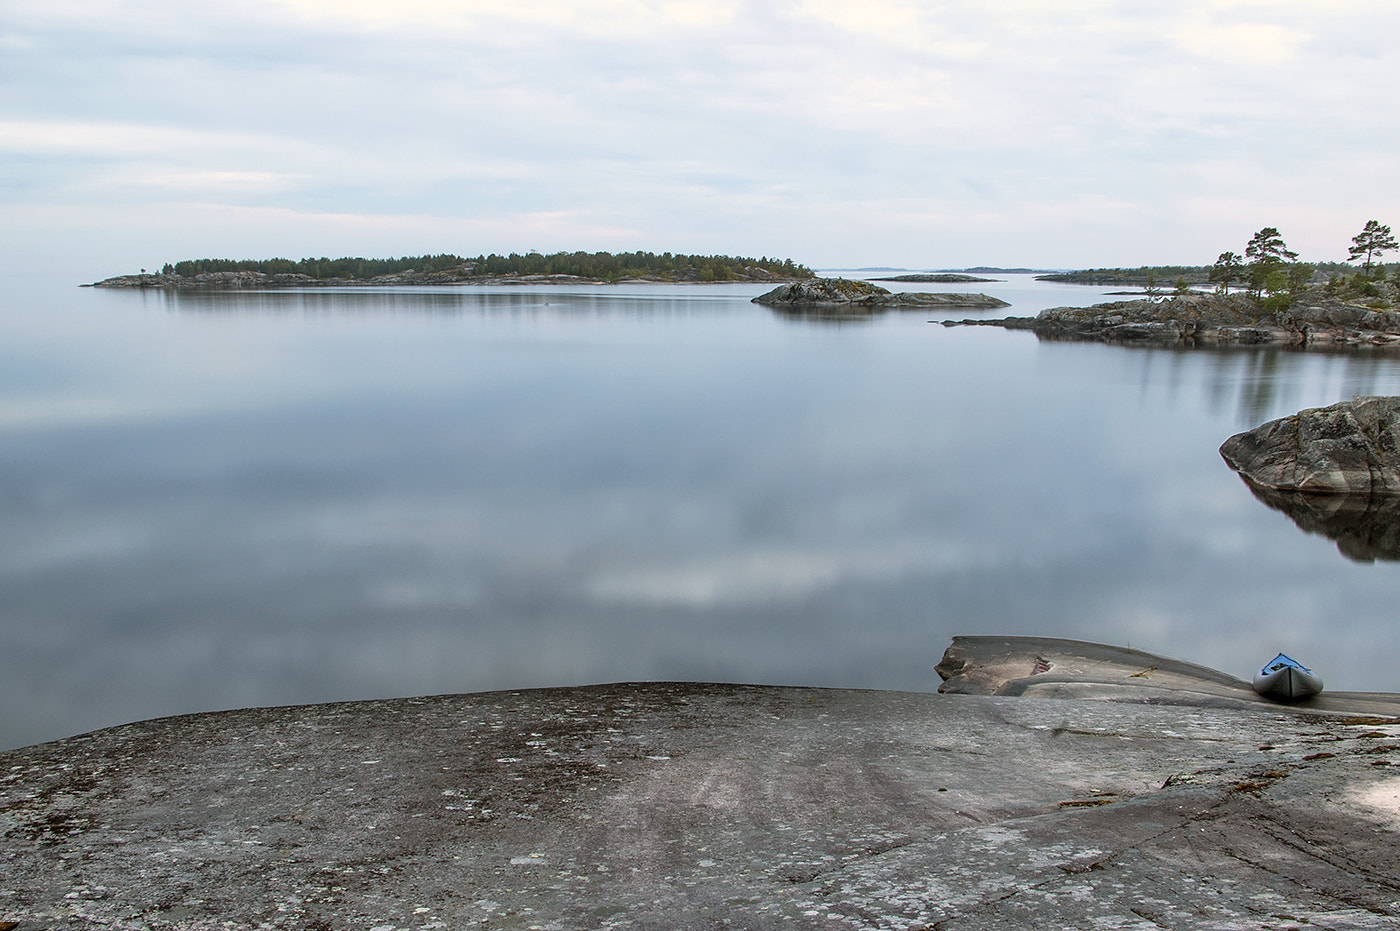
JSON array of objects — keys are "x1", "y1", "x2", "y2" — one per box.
[
  {"x1": 1038, "y1": 266, "x2": 1215, "y2": 286},
  {"x1": 90, "y1": 251, "x2": 814, "y2": 289}
]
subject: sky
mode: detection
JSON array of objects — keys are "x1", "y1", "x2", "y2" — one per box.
[{"x1": 2, "y1": 0, "x2": 1399, "y2": 276}]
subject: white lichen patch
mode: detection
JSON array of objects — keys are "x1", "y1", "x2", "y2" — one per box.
[{"x1": 1349, "y1": 777, "x2": 1400, "y2": 828}]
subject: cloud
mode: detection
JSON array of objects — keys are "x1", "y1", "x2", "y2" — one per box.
[
  {"x1": 1171, "y1": 18, "x2": 1308, "y2": 65},
  {"x1": 0, "y1": 120, "x2": 264, "y2": 157},
  {"x1": 256, "y1": 0, "x2": 741, "y2": 36},
  {"x1": 2, "y1": 0, "x2": 1398, "y2": 268},
  {"x1": 793, "y1": 0, "x2": 988, "y2": 56},
  {"x1": 106, "y1": 169, "x2": 298, "y2": 194}
]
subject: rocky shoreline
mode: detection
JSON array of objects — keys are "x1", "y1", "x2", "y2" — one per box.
[
  {"x1": 89, "y1": 266, "x2": 801, "y2": 289},
  {"x1": 944, "y1": 291, "x2": 1400, "y2": 349}
]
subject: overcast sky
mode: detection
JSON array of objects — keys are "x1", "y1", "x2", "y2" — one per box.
[{"x1": 3, "y1": 0, "x2": 1398, "y2": 275}]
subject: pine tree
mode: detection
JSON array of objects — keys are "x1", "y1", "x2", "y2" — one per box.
[
  {"x1": 1245, "y1": 227, "x2": 1298, "y2": 265},
  {"x1": 1244, "y1": 228, "x2": 1297, "y2": 298},
  {"x1": 1208, "y1": 251, "x2": 1244, "y2": 294},
  {"x1": 1348, "y1": 220, "x2": 1398, "y2": 271}
]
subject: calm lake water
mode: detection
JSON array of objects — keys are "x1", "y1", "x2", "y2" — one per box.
[{"x1": 4, "y1": 272, "x2": 1400, "y2": 750}]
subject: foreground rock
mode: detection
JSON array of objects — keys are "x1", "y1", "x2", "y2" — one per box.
[
  {"x1": 1220, "y1": 396, "x2": 1400, "y2": 495},
  {"x1": 754, "y1": 277, "x2": 1010, "y2": 311},
  {"x1": 4, "y1": 658, "x2": 1400, "y2": 929},
  {"x1": 944, "y1": 291, "x2": 1400, "y2": 349}
]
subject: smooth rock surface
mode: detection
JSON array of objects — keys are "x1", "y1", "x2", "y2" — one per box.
[
  {"x1": 1220, "y1": 396, "x2": 1400, "y2": 495},
  {"x1": 935, "y1": 635, "x2": 1400, "y2": 715},
  {"x1": 4, "y1": 662, "x2": 1400, "y2": 930}
]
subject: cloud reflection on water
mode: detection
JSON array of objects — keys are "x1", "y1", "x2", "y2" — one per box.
[{"x1": 4, "y1": 280, "x2": 1400, "y2": 749}]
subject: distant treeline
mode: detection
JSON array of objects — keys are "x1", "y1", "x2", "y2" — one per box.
[
  {"x1": 166, "y1": 254, "x2": 467, "y2": 279},
  {"x1": 1038, "y1": 266, "x2": 1213, "y2": 285},
  {"x1": 164, "y1": 251, "x2": 813, "y2": 281},
  {"x1": 1039, "y1": 261, "x2": 1393, "y2": 287}
]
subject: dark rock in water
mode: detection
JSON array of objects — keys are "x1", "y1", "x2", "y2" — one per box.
[
  {"x1": 753, "y1": 277, "x2": 1009, "y2": 310},
  {"x1": 1220, "y1": 396, "x2": 1400, "y2": 495},
  {"x1": 1240, "y1": 484, "x2": 1400, "y2": 562}
]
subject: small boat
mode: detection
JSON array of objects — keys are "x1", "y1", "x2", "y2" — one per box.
[{"x1": 1252, "y1": 653, "x2": 1323, "y2": 702}]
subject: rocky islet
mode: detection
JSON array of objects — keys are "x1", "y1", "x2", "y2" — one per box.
[{"x1": 752, "y1": 277, "x2": 1010, "y2": 310}]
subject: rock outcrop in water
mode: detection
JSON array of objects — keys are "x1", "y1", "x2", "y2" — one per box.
[
  {"x1": 944, "y1": 292, "x2": 1400, "y2": 349},
  {"x1": 1220, "y1": 396, "x2": 1400, "y2": 495},
  {"x1": 753, "y1": 277, "x2": 1009, "y2": 310}
]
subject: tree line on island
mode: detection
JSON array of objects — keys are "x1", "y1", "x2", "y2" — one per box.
[
  {"x1": 157, "y1": 251, "x2": 814, "y2": 283},
  {"x1": 1042, "y1": 220, "x2": 1399, "y2": 311},
  {"x1": 945, "y1": 220, "x2": 1400, "y2": 355},
  {"x1": 1205, "y1": 220, "x2": 1398, "y2": 310}
]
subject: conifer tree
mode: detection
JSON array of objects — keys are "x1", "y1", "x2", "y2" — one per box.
[
  {"x1": 1244, "y1": 228, "x2": 1297, "y2": 297},
  {"x1": 1348, "y1": 220, "x2": 1397, "y2": 271},
  {"x1": 1208, "y1": 251, "x2": 1243, "y2": 293},
  {"x1": 1245, "y1": 227, "x2": 1298, "y2": 266}
]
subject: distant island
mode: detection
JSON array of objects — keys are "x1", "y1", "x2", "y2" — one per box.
[
  {"x1": 869, "y1": 273, "x2": 996, "y2": 283},
  {"x1": 959, "y1": 266, "x2": 1055, "y2": 274},
  {"x1": 1037, "y1": 261, "x2": 1362, "y2": 287},
  {"x1": 1038, "y1": 266, "x2": 1214, "y2": 286},
  {"x1": 90, "y1": 251, "x2": 815, "y2": 289}
]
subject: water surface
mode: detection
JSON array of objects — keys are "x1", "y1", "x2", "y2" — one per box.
[{"x1": 4, "y1": 274, "x2": 1400, "y2": 750}]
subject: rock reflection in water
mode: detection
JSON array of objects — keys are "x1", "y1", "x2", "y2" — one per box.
[
  {"x1": 766, "y1": 304, "x2": 886, "y2": 324},
  {"x1": 1242, "y1": 482, "x2": 1400, "y2": 562}
]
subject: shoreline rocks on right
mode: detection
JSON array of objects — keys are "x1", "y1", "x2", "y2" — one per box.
[{"x1": 945, "y1": 291, "x2": 1400, "y2": 349}]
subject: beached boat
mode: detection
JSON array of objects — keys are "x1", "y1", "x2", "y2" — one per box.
[{"x1": 1252, "y1": 653, "x2": 1323, "y2": 702}]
